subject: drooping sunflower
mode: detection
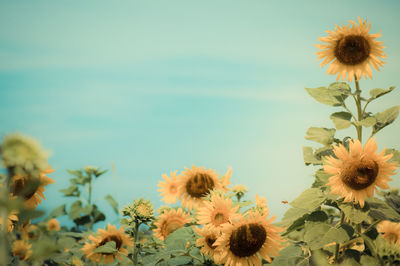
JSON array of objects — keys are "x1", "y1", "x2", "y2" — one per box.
[
  {"x1": 82, "y1": 224, "x2": 133, "y2": 264},
  {"x1": 9, "y1": 164, "x2": 55, "y2": 209},
  {"x1": 196, "y1": 193, "x2": 241, "y2": 230},
  {"x1": 316, "y1": 17, "x2": 385, "y2": 82},
  {"x1": 324, "y1": 138, "x2": 398, "y2": 207},
  {"x1": 178, "y1": 165, "x2": 225, "y2": 209},
  {"x1": 157, "y1": 171, "x2": 181, "y2": 204},
  {"x1": 378, "y1": 221, "x2": 400, "y2": 245},
  {"x1": 153, "y1": 208, "x2": 191, "y2": 240},
  {"x1": 12, "y1": 240, "x2": 32, "y2": 261},
  {"x1": 194, "y1": 224, "x2": 223, "y2": 264},
  {"x1": 214, "y1": 210, "x2": 285, "y2": 265},
  {"x1": 47, "y1": 218, "x2": 60, "y2": 231}
]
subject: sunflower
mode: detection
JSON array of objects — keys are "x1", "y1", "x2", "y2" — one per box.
[
  {"x1": 220, "y1": 167, "x2": 232, "y2": 191},
  {"x1": 194, "y1": 224, "x2": 223, "y2": 264},
  {"x1": 12, "y1": 240, "x2": 32, "y2": 261},
  {"x1": 324, "y1": 138, "x2": 398, "y2": 207},
  {"x1": 255, "y1": 194, "x2": 269, "y2": 216},
  {"x1": 378, "y1": 221, "x2": 400, "y2": 245},
  {"x1": 9, "y1": 164, "x2": 55, "y2": 209},
  {"x1": 153, "y1": 208, "x2": 191, "y2": 240},
  {"x1": 21, "y1": 223, "x2": 40, "y2": 240},
  {"x1": 157, "y1": 171, "x2": 181, "y2": 204},
  {"x1": 214, "y1": 210, "x2": 284, "y2": 265},
  {"x1": 316, "y1": 17, "x2": 385, "y2": 82},
  {"x1": 179, "y1": 165, "x2": 224, "y2": 209},
  {"x1": 82, "y1": 224, "x2": 133, "y2": 264},
  {"x1": 196, "y1": 193, "x2": 241, "y2": 230},
  {"x1": 0, "y1": 211, "x2": 18, "y2": 232},
  {"x1": 47, "y1": 218, "x2": 60, "y2": 231}
]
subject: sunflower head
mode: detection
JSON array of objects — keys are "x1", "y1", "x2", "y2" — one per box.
[
  {"x1": 214, "y1": 211, "x2": 284, "y2": 265},
  {"x1": 47, "y1": 218, "x2": 61, "y2": 231},
  {"x1": 12, "y1": 240, "x2": 32, "y2": 261},
  {"x1": 121, "y1": 198, "x2": 155, "y2": 224},
  {"x1": 316, "y1": 17, "x2": 385, "y2": 82},
  {"x1": 153, "y1": 208, "x2": 191, "y2": 240},
  {"x1": 1, "y1": 133, "x2": 48, "y2": 176},
  {"x1": 378, "y1": 221, "x2": 400, "y2": 245},
  {"x1": 21, "y1": 223, "x2": 40, "y2": 240},
  {"x1": 157, "y1": 171, "x2": 181, "y2": 204},
  {"x1": 194, "y1": 224, "x2": 223, "y2": 263},
  {"x1": 179, "y1": 165, "x2": 224, "y2": 209},
  {"x1": 82, "y1": 224, "x2": 133, "y2": 264},
  {"x1": 324, "y1": 138, "x2": 398, "y2": 207},
  {"x1": 0, "y1": 211, "x2": 19, "y2": 232}
]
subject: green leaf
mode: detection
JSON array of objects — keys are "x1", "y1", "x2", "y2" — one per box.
[
  {"x1": 105, "y1": 194, "x2": 119, "y2": 214},
  {"x1": 290, "y1": 188, "x2": 326, "y2": 211},
  {"x1": 49, "y1": 204, "x2": 66, "y2": 218},
  {"x1": 57, "y1": 237, "x2": 76, "y2": 249},
  {"x1": 93, "y1": 241, "x2": 117, "y2": 254},
  {"x1": 312, "y1": 169, "x2": 331, "y2": 188},
  {"x1": 372, "y1": 105, "x2": 400, "y2": 135},
  {"x1": 59, "y1": 185, "x2": 80, "y2": 197},
  {"x1": 68, "y1": 200, "x2": 83, "y2": 220},
  {"x1": 339, "y1": 203, "x2": 369, "y2": 224},
  {"x1": 386, "y1": 148, "x2": 400, "y2": 165},
  {"x1": 94, "y1": 169, "x2": 108, "y2": 177},
  {"x1": 369, "y1": 86, "x2": 395, "y2": 99},
  {"x1": 19, "y1": 209, "x2": 45, "y2": 222},
  {"x1": 304, "y1": 222, "x2": 349, "y2": 250},
  {"x1": 92, "y1": 204, "x2": 106, "y2": 223},
  {"x1": 305, "y1": 127, "x2": 336, "y2": 145},
  {"x1": 330, "y1": 112, "x2": 352, "y2": 129},
  {"x1": 305, "y1": 83, "x2": 350, "y2": 106},
  {"x1": 270, "y1": 245, "x2": 308, "y2": 266},
  {"x1": 30, "y1": 237, "x2": 61, "y2": 261},
  {"x1": 279, "y1": 208, "x2": 309, "y2": 227},
  {"x1": 360, "y1": 255, "x2": 380, "y2": 266},
  {"x1": 302, "y1": 146, "x2": 321, "y2": 166},
  {"x1": 367, "y1": 197, "x2": 400, "y2": 222},
  {"x1": 165, "y1": 227, "x2": 194, "y2": 250},
  {"x1": 338, "y1": 258, "x2": 361, "y2": 266},
  {"x1": 354, "y1": 117, "x2": 376, "y2": 127},
  {"x1": 169, "y1": 256, "x2": 192, "y2": 266}
]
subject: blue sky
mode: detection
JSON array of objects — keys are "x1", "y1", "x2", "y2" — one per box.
[{"x1": 1, "y1": 0, "x2": 399, "y2": 228}]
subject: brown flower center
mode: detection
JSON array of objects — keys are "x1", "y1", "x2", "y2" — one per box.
[
  {"x1": 229, "y1": 223, "x2": 267, "y2": 258},
  {"x1": 334, "y1": 35, "x2": 370, "y2": 65},
  {"x1": 214, "y1": 212, "x2": 227, "y2": 226},
  {"x1": 341, "y1": 159, "x2": 379, "y2": 190},
  {"x1": 385, "y1": 232, "x2": 399, "y2": 244},
  {"x1": 10, "y1": 175, "x2": 40, "y2": 200},
  {"x1": 205, "y1": 235, "x2": 217, "y2": 249},
  {"x1": 185, "y1": 173, "x2": 215, "y2": 198},
  {"x1": 97, "y1": 235, "x2": 122, "y2": 251}
]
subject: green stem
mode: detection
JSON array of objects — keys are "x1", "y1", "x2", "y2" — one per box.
[
  {"x1": 88, "y1": 174, "x2": 92, "y2": 205},
  {"x1": 132, "y1": 222, "x2": 140, "y2": 265},
  {"x1": 354, "y1": 77, "x2": 363, "y2": 141},
  {"x1": 334, "y1": 211, "x2": 345, "y2": 263}
]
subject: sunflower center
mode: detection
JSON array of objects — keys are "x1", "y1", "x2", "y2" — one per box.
[
  {"x1": 205, "y1": 235, "x2": 217, "y2": 249},
  {"x1": 97, "y1": 235, "x2": 122, "y2": 251},
  {"x1": 334, "y1": 35, "x2": 370, "y2": 65},
  {"x1": 229, "y1": 223, "x2": 267, "y2": 258},
  {"x1": 341, "y1": 159, "x2": 379, "y2": 190},
  {"x1": 385, "y1": 233, "x2": 398, "y2": 244},
  {"x1": 10, "y1": 175, "x2": 40, "y2": 200},
  {"x1": 185, "y1": 173, "x2": 215, "y2": 198},
  {"x1": 213, "y1": 212, "x2": 227, "y2": 226}
]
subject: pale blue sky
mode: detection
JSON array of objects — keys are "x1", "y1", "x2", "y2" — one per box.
[{"x1": 1, "y1": 0, "x2": 399, "y2": 228}]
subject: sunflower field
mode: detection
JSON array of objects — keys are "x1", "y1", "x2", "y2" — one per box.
[{"x1": 1, "y1": 17, "x2": 400, "y2": 266}]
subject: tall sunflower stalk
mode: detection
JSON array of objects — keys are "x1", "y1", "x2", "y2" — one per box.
[{"x1": 278, "y1": 17, "x2": 400, "y2": 265}]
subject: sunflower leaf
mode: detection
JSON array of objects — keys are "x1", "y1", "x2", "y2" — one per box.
[
  {"x1": 305, "y1": 127, "x2": 336, "y2": 145},
  {"x1": 304, "y1": 222, "x2": 349, "y2": 250},
  {"x1": 386, "y1": 148, "x2": 400, "y2": 165},
  {"x1": 369, "y1": 86, "x2": 395, "y2": 100},
  {"x1": 48, "y1": 204, "x2": 66, "y2": 218},
  {"x1": 290, "y1": 188, "x2": 326, "y2": 211},
  {"x1": 165, "y1": 227, "x2": 195, "y2": 251},
  {"x1": 367, "y1": 197, "x2": 400, "y2": 222},
  {"x1": 354, "y1": 117, "x2": 376, "y2": 127},
  {"x1": 312, "y1": 169, "x2": 331, "y2": 188},
  {"x1": 330, "y1": 112, "x2": 352, "y2": 129},
  {"x1": 302, "y1": 146, "x2": 322, "y2": 165},
  {"x1": 372, "y1": 105, "x2": 400, "y2": 135},
  {"x1": 339, "y1": 203, "x2": 369, "y2": 224},
  {"x1": 93, "y1": 241, "x2": 117, "y2": 254},
  {"x1": 305, "y1": 83, "x2": 350, "y2": 107},
  {"x1": 270, "y1": 245, "x2": 308, "y2": 266},
  {"x1": 104, "y1": 194, "x2": 119, "y2": 214}
]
